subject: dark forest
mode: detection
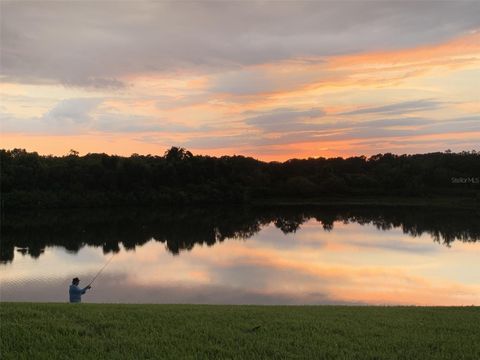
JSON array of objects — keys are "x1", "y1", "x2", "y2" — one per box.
[{"x1": 1, "y1": 147, "x2": 479, "y2": 208}]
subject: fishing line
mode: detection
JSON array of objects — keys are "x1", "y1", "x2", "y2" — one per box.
[{"x1": 87, "y1": 254, "x2": 115, "y2": 287}]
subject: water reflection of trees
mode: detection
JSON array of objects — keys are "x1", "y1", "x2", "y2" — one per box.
[{"x1": 1, "y1": 205, "x2": 479, "y2": 263}]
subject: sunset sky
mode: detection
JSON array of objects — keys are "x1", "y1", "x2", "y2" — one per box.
[{"x1": 1, "y1": 1, "x2": 479, "y2": 161}]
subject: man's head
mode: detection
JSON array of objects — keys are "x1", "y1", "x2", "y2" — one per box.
[{"x1": 72, "y1": 277, "x2": 80, "y2": 285}]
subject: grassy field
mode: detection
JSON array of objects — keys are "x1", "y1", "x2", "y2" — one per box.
[{"x1": 1, "y1": 303, "x2": 479, "y2": 359}]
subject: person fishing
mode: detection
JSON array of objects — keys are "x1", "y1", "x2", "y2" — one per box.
[
  {"x1": 68, "y1": 254, "x2": 115, "y2": 303},
  {"x1": 69, "y1": 277, "x2": 91, "y2": 303}
]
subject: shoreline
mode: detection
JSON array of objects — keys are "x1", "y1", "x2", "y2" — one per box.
[
  {"x1": 2, "y1": 301, "x2": 479, "y2": 307},
  {"x1": 2, "y1": 195, "x2": 479, "y2": 211},
  {"x1": 253, "y1": 195, "x2": 480, "y2": 209}
]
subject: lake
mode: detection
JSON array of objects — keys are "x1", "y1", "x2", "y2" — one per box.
[{"x1": 1, "y1": 205, "x2": 479, "y2": 305}]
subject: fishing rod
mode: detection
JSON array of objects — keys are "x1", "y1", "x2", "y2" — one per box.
[{"x1": 87, "y1": 254, "x2": 115, "y2": 287}]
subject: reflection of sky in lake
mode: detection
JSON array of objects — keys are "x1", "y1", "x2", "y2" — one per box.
[{"x1": 1, "y1": 220, "x2": 479, "y2": 305}]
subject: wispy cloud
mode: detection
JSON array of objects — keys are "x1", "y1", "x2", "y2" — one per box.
[
  {"x1": 245, "y1": 108, "x2": 324, "y2": 132},
  {"x1": 1, "y1": 98, "x2": 212, "y2": 135},
  {"x1": 339, "y1": 99, "x2": 443, "y2": 116},
  {"x1": 1, "y1": 98, "x2": 103, "y2": 134},
  {"x1": 44, "y1": 98, "x2": 102, "y2": 125}
]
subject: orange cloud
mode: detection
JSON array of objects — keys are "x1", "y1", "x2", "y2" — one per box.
[
  {"x1": 217, "y1": 32, "x2": 480, "y2": 106},
  {"x1": 332, "y1": 32, "x2": 480, "y2": 67}
]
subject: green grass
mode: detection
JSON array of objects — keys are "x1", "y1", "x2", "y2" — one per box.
[{"x1": 1, "y1": 303, "x2": 479, "y2": 359}]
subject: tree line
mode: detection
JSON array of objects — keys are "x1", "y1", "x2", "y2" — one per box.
[{"x1": 1, "y1": 147, "x2": 479, "y2": 208}]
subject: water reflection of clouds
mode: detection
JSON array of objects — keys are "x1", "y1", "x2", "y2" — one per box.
[
  {"x1": 211, "y1": 263, "x2": 322, "y2": 291},
  {"x1": 1, "y1": 221, "x2": 479, "y2": 305},
  {"x1": 252, "y1": 220, "x2": 437, "y2": 255},
  {"x1": 302, "y1": 221, "x2": 439, "y2": 256},
  {"x1": 1, "y1": 274, "x2": 351, "y2": 305},
  {"x1": 345, "y1": 238, "x2": 436, "y2": 254},
  {"x1": 1, "y1": 246, "x2": 104, "y2": 282}
]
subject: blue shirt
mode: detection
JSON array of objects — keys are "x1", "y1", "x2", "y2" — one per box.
[{"x1": 69, "y1": 284, "x2": 89, "y2": 303}]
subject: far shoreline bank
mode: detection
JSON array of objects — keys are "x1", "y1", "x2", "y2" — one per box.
[
  {"x1": 253, "y1": 195, "x2": 480, "y2": 209},
  {"x1": 2, "y1": 194, "x2": 479, "y2": 211}
]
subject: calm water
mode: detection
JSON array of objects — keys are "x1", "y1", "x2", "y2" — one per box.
[{"x1": 1, "y1": 205, "x2": 479, "y2": 305}]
